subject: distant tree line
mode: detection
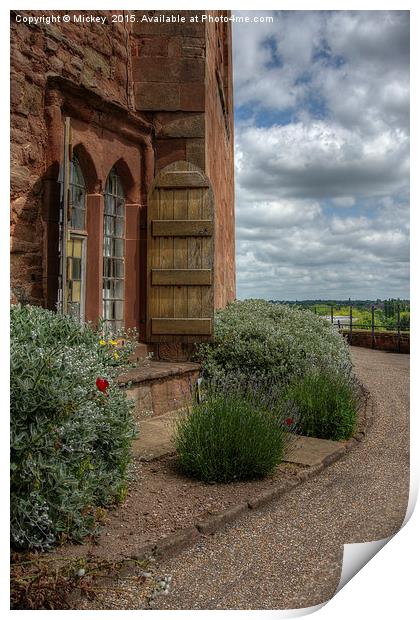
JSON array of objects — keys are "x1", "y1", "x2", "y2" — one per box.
[
  {"x1": 268, "y1": 298, "x2": 410, "y2": 332},
  {"x1": 270, "y1": 298, "x2": 410, "y2": 312}
]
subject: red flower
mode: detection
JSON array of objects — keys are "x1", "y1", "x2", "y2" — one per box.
[
  {"x1": 284, "y1": 417, "x2": 293, "y2": 426},
  {"x1": 96, "y1": 377, "x2": 109, "y2": 393}
]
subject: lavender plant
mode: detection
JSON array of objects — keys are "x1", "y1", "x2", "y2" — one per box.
[
  {"x1": 174, "y1": 378, "x2": 294, "y2": 483},
  {"x1": 283, "y1": 371, "x2": 360, "y2": 440}
]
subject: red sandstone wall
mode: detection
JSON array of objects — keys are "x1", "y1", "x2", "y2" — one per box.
[
  {"x1": 131, "y1": 12, "x2": 206, "y2": 173},
  {"x1": 10, "y1": 10, "x2": 135, "y2": 305},
  {"x1": 204, "y1": 14, "x2": 236, "y2": 308},
  {"x1": 342, "y1": 330, "x2": 410, "y2": 354},
  {"x1": 11, "y1": 9, "x2": 236, "y2": 334},
  {"x1": 132, "y1": 10, "x2": 236, "y2": 309}
]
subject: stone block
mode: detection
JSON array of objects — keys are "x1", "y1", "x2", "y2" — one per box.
[
  {"x1": 284, "y1": 435, "x2": 346, "y2": 467},
  {"x1": 16, "y1": 81, "x2": 43, "y2": 117},
  {"x1": 10, "y1": 47, "x2": 32, "y2": 74},
  {"x1": 10, "y1": 79, "x2": 23, "y2": 107},
  {"x1": 137, "y1": 36, "x2": 169, "y2": 57},
  {"x1": 150, "y1": 374, "x2": 194, "y2": 416},
  {"x1": 132, "y1": 56, "x2": 204, "y2": 83},
  {"x1": 156, "y1": 342, "x2": 196, "y2": 362},
  {"x1": 153, "y1": 526, "x2": 200, "y2": 559},
  {"x1": 156, "y1": 138, "x2": 187, "y2": 171},
  {"x1": 180, "y1": 82, "x2": 205, "y2": 111},
  {"x1": 154, "y1": 112, "x2": 205, "y2": 138},
  {"x1": 45, "y1": 37, "x2": 59, "y2": 53},
  {"x1": 11, "y1": 239, "x2": 39, "y2": 254},
  {"x1": 248, "y1": 481, "x2": 298, "y2": 509},
  {"x1": 134, "y1": 82, "x2": 180, "y2": 111},
  {"x1": 186, "y1": 138, "x2": 205, "y2": 170},
  {"x1": 11, "y1": 167, "x2": 33, "y2": 194},
  {"x1": 182, "y1": 37, "x2": 205, "y2": 58},
  {"x1": 126, "y1": 385, "x2": 154, "y2": 421},
  {"x1": 50, "y1": 57, "x2": 64, "y2": 74},
  {"x1": 83, "y1": 47, "x2": 111, "y2": 78},
  {"x1": 167, "y1": 37, "x2": 182, "y2": 57},
  {"x1": 71, "y1": 56, "x2": 83, "y2": 70},
  {"x1": 196, "y1": 503, "x2": 249, "y2": 534},
  {"x1": 89, "y1": 32, "x2": 113, "y2": 57},
  {"x1": 80, "y1": 65, "x2": 97, "y2": 89}
]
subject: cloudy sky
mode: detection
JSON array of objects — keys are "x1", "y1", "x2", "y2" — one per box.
[{"x1": 232, "y1": 11, "x2": 409, "y2": 301}]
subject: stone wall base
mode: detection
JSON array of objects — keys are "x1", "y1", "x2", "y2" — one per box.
[
  {"x1": 119, "y1": 361, "x2": 201, "y2": 421},
  {"x1": 342, "y1": 330, "x2": 410, "y2": 353}
]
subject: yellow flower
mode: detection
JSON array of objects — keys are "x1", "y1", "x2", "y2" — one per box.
[
  {"x1": 99, "y1": 340, "x2": 106, "y2": 346},
  {"x1": 114, "y1": 351, "x2": 120, "y2": 360},
  {"x1": 108, "y1": 339, "x2": 118, "y2": 346}
]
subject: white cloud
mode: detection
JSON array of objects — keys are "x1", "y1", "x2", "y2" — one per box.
[
  {"x1": 235, "y1": 121, "x2": 409, "y2": 200},
  {"x1": 232, "y1": 10, "x2": 410, "y2": 300}
]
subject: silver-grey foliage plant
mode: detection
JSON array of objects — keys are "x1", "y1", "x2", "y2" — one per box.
[
  {"x1": 10, "y1": 304, "x2": 137, "y2": 551},
  {"x1": 197, "y1": 299, "x2": 352, "y2": 384}
]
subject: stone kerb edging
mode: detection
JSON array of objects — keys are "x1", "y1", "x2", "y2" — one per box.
[{"x1": 123, "y1": 388, "x2": 373, "y2": 568}]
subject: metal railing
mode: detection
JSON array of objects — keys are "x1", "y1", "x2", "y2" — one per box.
[{"x1": 312, "y1": 300, "x2": 409, "y2": 353}]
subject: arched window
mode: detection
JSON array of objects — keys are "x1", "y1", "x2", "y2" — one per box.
[
  {"x1": 103, "y1": 167, "x2": 125, "y2": 330},
  {"x1": 64, "y1": 156, "x2": 87, "y2": 322}
]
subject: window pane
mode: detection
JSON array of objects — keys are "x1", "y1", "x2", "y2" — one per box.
[
  {"x1": 72, "y1": 258, "x2": 82, "y2": 280},
  {"x1": 115, "y1": 259, "x2": 124, "y2": 278},
  {"x1": 104, "y1": 215, "x2": 113, "y2": 236},
  {"x1": 72, "y1": 238, "x2": 83, "y2": 259},
  {"x1": 116, "y1": 198, "x2": 124, "y2": 217},
  {"x1": 103, "y1": 257, "x2": 110, "y2": 278},
  {"x1": 104, "y1": 194, "x2": 113, "y2": 215},
  {"x1": 115, "y1": 217, "x2": 124, "y2": 237},
  {"x1": 72, "y1": 280, "x2": 81, "y2": 302},
  {"x1": 113, "y1": 279, "x2": 124, "y2": 299},
  {"x1": 115, "y1": 301, "x2": 124, "y2": 321},
  {"x1": 71, "y1": 207, "x2": 85, "y2": 230},
  {"x1": 103, "y1": 236, "x2": 112, "y2": 257},
  {"x1": 114, "y1": 238, "x2": 124, "y2": 257},
  {"x1": 69, "y1": 158, "x2": 86, "y2": 231}
]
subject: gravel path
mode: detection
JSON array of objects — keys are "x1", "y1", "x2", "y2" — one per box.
[{"x1": 145, "y1": 347, "x2": 410, "y2": 610}]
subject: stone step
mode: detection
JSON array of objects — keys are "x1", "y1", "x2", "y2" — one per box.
[
  {"x1": 129, "y1": 342, "x2": 156, "y2": 363},
  {"x1": 118, "y1": 360, "x2": 201, "y2": 422}
]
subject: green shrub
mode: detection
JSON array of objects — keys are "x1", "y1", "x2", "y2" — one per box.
[
  {"x1": 173, "y1": 381, "x2": 291, "y2": 483},
  {"x1": 197, "y1": 299, "x2": 352, "y2": 385},
  {"x1": 10, "y1": 304, "x2": 137, "y2": 551},
  {"x1": 283, "y1": 371, "x2": 359, "y2": 440}
]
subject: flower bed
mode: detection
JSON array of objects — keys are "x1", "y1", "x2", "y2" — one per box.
[{"x1": 10, "y1": 304, "x2": 137, "y2": 551}]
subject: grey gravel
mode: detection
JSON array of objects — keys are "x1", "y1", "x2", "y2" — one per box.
[{"x1": 81, "y1": 348, "x2": 410, "y2": 610}]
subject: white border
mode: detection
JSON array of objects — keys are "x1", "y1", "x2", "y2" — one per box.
[{"x1": 3, "y1": 2, "x2": 418, "y2": 618}]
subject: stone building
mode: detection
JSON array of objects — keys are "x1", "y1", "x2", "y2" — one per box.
[{"x1": 10, "y1": 9, "x2": 235, "y2": 349}]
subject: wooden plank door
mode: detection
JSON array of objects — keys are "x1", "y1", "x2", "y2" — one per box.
[{"x1": 147, "y1": 161, "x2": 214, "y2": 343}]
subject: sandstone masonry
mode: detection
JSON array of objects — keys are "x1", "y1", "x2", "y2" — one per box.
[{"x1": 10, "y1": 9, "x2": 235, "y2": 340}]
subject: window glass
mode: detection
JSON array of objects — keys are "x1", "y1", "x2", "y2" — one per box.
[
  {"x1": 70, "y1": 157, "x2": 87, "y2": 231},
  {"x1": 59, "y1": 156, "x2": 87, "y2": 323},
  {"x1": 66, "y1": 236, "x2": 86, "y2": 322},
  {"x1": 103, "y1": 167, "x2": 125, "y2": 331}
]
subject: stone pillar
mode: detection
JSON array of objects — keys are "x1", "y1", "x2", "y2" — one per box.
[
  {"x1": 85, "y1": 193, "x2": 104, "y2": 324},
  {"x1": 125, "y1": 202, "x2": 141, "y2": 333},
  {"x1": 43, "y1": 89, "x2": 65, "y2": 309}
]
